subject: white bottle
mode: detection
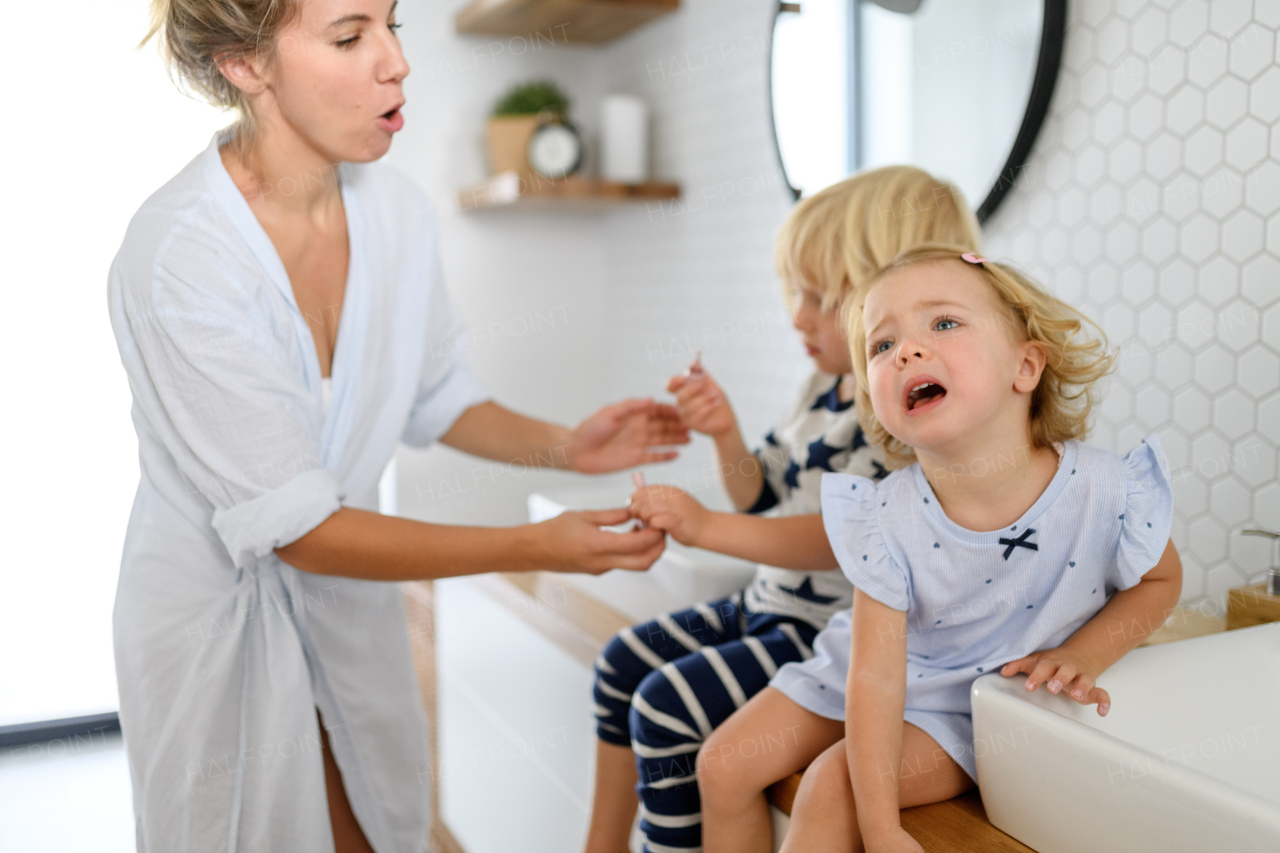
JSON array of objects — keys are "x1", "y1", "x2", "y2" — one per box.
[{"x1": 601, "y1": 94, "x2": 649, "y2": 184}]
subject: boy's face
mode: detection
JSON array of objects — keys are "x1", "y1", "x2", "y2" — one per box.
[
  {"x1": 861, "y1": 260, "x2": 1044, "y2": 458},
  {"x1": 792, "y1": 287, "x2": 853, "y2": 375}
]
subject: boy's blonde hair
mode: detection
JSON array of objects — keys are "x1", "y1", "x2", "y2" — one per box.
[
  {"x1": 775, "y1": 166, "x2": 981, "y2": 314},
  {"x1": 848, "y1": 245, "x2": 1116, "y2": 468}
]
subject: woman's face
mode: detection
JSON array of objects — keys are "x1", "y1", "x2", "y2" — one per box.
[
  {"x1": 261, "y1": 0, "x2": 410, "y2": 162},
  {"x1": 792, "y1": 287, "x2": 853, "y2": 375}
]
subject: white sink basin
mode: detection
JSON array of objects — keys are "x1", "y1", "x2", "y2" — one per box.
[{"x1": 972, "y1": 622, "x2": 1280, "y2": 852}]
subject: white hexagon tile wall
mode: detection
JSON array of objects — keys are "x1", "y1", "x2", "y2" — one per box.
[{"x1": 980, "y1": 0, "x2": 1280, "y2": 606}]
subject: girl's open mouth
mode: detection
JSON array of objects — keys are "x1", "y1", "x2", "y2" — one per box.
[{"x1": 904, "y1": 379, "x2": 947, "y2": 412}]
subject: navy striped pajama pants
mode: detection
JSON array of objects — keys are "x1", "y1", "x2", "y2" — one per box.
[{"x1": 592, "y1": 592, "x2": 819, "y2": 853}]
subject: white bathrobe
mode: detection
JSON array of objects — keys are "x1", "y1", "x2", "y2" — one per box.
[{"x1": 107, "y1": 131, "x2": 489, "y2": 852}]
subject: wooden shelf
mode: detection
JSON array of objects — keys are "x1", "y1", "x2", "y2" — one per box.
[
  {"x1": 458, "y1": 172, "x2": 680, "y2": 212},
  {"x1": 456, "y1": 0, "x2": 679, "y2": 44}
]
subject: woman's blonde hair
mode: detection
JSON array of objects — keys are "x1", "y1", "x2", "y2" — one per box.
[
  {"x1": 848, "y1": 245, "x2": 1116, "y2": 468},
  {"x1": 143, "y1": 0, "x2": 298, "y2": 137},
  {"x1": 775, "y1": 166, "x2": 981, "y2": 314}
]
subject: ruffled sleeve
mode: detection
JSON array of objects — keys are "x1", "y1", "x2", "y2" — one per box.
[
  {"x1": 1109, "y1": 433, "x2": 1174, "y2": 591},
  {"x1": 820, "y1": 473, "x2": 910, "y2": 611}
]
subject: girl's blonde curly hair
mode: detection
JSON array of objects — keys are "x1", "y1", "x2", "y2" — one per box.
[{"x1": 846, "y1": 245, "x2": 1116, "y2": 468}]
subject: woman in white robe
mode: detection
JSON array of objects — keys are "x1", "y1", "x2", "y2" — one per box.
[{"x1": 109, "y1": 2, "x2": 684, "y2": 850}]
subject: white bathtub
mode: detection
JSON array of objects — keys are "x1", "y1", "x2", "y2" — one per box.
[{"x1": 972, "y1": 621, "x2": 1280, "y2": 852}]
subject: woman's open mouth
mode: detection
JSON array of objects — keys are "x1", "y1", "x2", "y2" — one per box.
[
  {"x1": 377, "y1": 106, "x2": 405, "y2": 133},
  {"x1": 904, "y1": 377, "x2": 947, "y2": 413}
]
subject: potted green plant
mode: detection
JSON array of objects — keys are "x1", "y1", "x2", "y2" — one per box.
[{"x1": 485, "y1": 81, "x2": 571, "y2": 177}]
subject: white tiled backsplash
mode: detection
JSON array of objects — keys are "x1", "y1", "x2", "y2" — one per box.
[
  {"x1": 979, "y1": 0, "x2": 1280, "y2": 603},
  {"x1": 593, "y1": 0, "x2": 1280, "y2": 607}
]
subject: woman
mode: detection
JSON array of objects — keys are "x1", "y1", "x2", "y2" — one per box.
[{"x1": 110, "y1": 1, "x2": 685, "y2": 850}]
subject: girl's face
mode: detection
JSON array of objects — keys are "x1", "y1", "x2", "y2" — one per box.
[
  {"x1": 253, "y1": 0, "x2": 410, "y2": 162},
  {"x1": 861, "y1": 261, "x2": 1045, "y2": 457},
  {"x1": 792, "y1": 287, "x2": 853, "y2": 375}
]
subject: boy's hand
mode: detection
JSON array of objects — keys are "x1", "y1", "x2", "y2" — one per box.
[
  {"x1": 667, "y1": 371, "x2": 736, "y2": 438},
  {"x1": 628, "y1": 484, "x2": 710, "y2": 547},
  {"x1": 999, "y1": 647, "x2": 1111, "y2": 716}
]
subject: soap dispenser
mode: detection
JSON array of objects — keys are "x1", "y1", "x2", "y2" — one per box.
[
  {"x1": 1242, "y1": 529, "x2": 1280, "y2": 594},
  {"x1": 1227, "y1": 529, "x2": 1280, "y2": 629}
]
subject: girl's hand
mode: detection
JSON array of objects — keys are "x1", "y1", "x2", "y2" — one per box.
[
  {"x1": 999, "y1": 647, "x2": 1112, "y2": 716},
  {"x1": 666, "y1": 371, "x2": 736, "y2": 438},
  {"x1": 864, "y1": 826, "x2": 926, "y2": 853},
  {"x1": 628, "y1": 484, "x2": 710, "y2": 547},
  {"x1": 533, "y1": 509, "x2": 666, "y2": 574}
]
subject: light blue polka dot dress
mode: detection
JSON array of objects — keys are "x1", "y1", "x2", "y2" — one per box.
[{"x1": 769, "y1": 434, "x2": 1174, "y2": 783}]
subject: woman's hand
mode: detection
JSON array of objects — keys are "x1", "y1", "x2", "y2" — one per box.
[
  {"x1": 569, "y1": 398, "x2": 689, "y2": 474},
  {"x1": 999, "y1": 647, "x2": 1111, "y2": 716},
  {"x1": 628, "y1": 484, "x2": 710, "y2": 547},
  {"x1": 532, "y1": 509, "x2": 666, "y2": 574},
  {"x1": 667, "y1": 371, "x2": 736, "y2": 438}
]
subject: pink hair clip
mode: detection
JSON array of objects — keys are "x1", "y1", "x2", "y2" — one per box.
[{"x1": 961, "y1": 252, "x2": 991, "y2": 265}]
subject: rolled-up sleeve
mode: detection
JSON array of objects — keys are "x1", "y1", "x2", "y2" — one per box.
[
  {"x1": 211, "y1": 467, "x2": 341, "y2": 570},
  {"x1": 121, "y1": 271, "x2": 343, "y2": 570},
  {"x1": 400, "y1": 353, "x2": 489, "y2": 447}
]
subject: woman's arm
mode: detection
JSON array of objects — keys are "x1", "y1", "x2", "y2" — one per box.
[
  {"x1": 628, "y1": 485, "x2": 837, "y2": 570},
  {"x1": 276, "y1": 506, "x2": 666, "y2": 582},
  {"x1": 1000, "y1": 539, "x2": 1182, "y2": 712},
  {"x1": 277, "y1": 398, "x2": 688, "y2": 581},
  {"x1": 847, "y1": 590, "x2": 915, "y2": 847},
  {"x1": 439, "y1": 401, "x2": 575, "y2": 468},
  {"x1": 440, "y1": 400, "x2": 688, "y2": 474}
]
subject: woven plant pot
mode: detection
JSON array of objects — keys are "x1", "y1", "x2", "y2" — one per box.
[{"x1": 484, "y1": 115, "x2": 542, "y2": 176}]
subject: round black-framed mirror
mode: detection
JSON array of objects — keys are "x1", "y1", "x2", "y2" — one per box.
[{"x1": 768, "y1": 0, "x2": 1066, "y2": 223}]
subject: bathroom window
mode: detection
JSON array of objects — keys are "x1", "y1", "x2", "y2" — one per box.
[{"x1": 0, "y1": 1, "x2": 229, "y2": 726}]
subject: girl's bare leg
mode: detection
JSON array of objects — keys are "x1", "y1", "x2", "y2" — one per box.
[
  {"x1": 779, "y1": 723, "x2": 975, "y2": 853},
  {"x1": 699, "y1": 687, "x2": 844, "y2": 853},
  {"x1": 583, "y1": 740, "x2": 640, "y2": 853}
]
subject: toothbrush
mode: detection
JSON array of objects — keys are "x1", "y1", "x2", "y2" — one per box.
[
  {"x1": 631, "y1": 472, "x2": 647, "y2": 529},
  {"x1": 684, "y1": 349, "x2": 704, "y2": 378}
]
